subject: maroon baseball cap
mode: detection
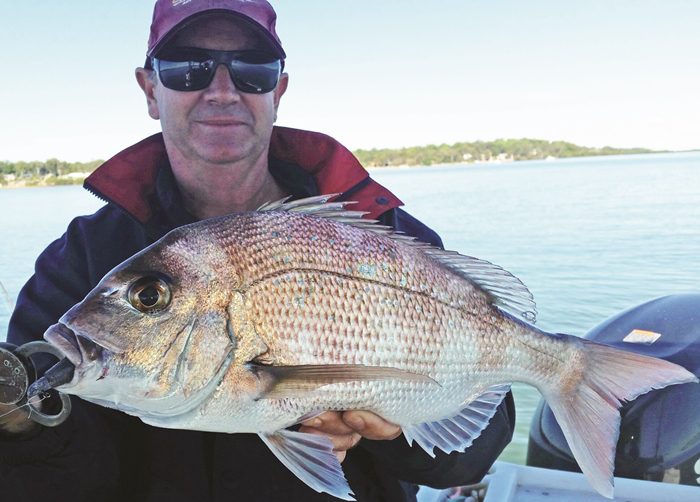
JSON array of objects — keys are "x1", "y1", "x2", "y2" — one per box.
[{"x1": 147, "y1": 0, "x2": 285, "y2": 60}]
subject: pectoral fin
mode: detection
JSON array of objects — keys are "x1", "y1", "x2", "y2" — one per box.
[
  {"x1": 403, "y1": 384, "x2": 510, "y2": 457},
  {"x1": 259, "y1": 429, "x2": 354, "y2": 500},
  {"x1": 250, "y1": 363, "x2": 437, "y2": 400}
]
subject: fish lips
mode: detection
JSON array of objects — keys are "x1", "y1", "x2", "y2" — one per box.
[{"x1": 44, "y1": 322, "x2": 107, "y2": 368}]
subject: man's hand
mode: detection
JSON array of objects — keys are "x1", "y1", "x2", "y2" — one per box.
[
  {"x1": 300, "y1": 411, "x2": 402, "y2": 463},
  {"x1": 0, "y1": 402, "x2": 37, "y2": 435}
]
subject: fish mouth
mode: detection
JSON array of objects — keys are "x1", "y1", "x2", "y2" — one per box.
[{"x1": 44, "y1": 323, "x2": 105, "y2": 368}]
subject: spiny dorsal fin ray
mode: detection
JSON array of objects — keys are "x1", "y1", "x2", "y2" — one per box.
[
  {"x1": 256, "y1": 196, "x2": 293, "y2": 212},
  {"x1": 257, "y1": 194, "x2": 537, "y2": 322}
]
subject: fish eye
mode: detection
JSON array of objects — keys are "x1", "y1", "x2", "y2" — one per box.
[{"x1": 128, "y1": 276, "x2": 171, "y2": 313}]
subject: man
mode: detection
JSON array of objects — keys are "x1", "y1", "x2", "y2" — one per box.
[{"x1": 0, "y1": 1, "x2": 514, "y2": 500}]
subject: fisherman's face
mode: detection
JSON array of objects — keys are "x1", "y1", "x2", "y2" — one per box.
[{"x1": 137, "y1": 16, "x2": 288, "y2": 166}]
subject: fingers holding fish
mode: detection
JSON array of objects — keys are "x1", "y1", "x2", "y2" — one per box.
[
  {"x1": 0, "y1": 395, "x2": 43, "y2": 435},
  {"x1": 342, "y1": 410, "x2": 402, "y2": 441},
  {"x1": 301, "y1": 410, "x2": 355, "y2": 434},
  {"x1": 0, "y1": 403, "x2": 32, "y2": 433},
  {"x1": 299, "y1": 411, "x2": 362, "y2": 462}
]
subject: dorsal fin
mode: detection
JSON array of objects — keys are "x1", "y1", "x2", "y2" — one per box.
[
  {"x1": 421, "y1": 249, "x2": 537, "y2": 322},
  {"x1": 257, "y1": 195, "x2": 537, "y2": 322}
]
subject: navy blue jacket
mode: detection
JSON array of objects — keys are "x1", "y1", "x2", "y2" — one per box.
[{"x1": 1, "y1": 129, "x2": 514, "y2": 502}]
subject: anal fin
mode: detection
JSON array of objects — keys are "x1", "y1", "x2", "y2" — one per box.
[
  {"x1": 259, "y1": 429, "x2": 355, "y2": 501},
  {"x1": 403, "y1": 384, "x2": 510, "y2": 457}
]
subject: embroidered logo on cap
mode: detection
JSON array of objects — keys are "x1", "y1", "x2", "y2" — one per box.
[{"x1": 172, "y1": 0, "x2": 193, "y2": 6}]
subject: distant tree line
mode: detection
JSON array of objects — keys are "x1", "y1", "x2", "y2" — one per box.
[
  {"x1": 0, "y1": 159, "x2": 103, "y2": 186},
  {"x1": 1, "y1": 159, "x2": 102, "y2": 178},
  {"x1": 354, "y1": 138, "x2": 655, "y2": 167},
  {"x1": 0, "y1": 139, "x2": 658, "y2": 186}
]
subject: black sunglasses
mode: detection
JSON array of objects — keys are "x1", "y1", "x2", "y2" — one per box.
[{"x1": 152, "y1": 47, "x2": 283, "y2": 94}]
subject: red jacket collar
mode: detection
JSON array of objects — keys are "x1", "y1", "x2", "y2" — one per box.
[{"x1": 84, "y1": 127, "x2": 402, "y2": 224}]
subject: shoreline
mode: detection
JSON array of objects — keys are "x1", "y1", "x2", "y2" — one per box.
[
  {"x1": 0, "y1": 179, "x2": 86, "y2": 190},
  {"x1": 2, "y1": 150, "x2": 697, "y2": 190}
]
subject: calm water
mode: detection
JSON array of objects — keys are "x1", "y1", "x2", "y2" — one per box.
[{"x1": 1, "y1": 151, "x2": 699, "y2": 464}]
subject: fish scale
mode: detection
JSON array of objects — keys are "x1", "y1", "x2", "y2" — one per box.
[
  {"x1": 41, "y1": 195, "x2": 698, "y2": 500},
  {"x1": 228, "y1": 230, "x2": 524, "y2": 429}
]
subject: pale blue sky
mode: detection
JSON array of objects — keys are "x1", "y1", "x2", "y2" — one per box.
[{"x1": 1, "y1": 0, "x2": 698, "y2": 162}]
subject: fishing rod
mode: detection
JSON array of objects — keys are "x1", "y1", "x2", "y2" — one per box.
[{"x1": 0, "y1": 278, "x2": 15, "y2": 313}]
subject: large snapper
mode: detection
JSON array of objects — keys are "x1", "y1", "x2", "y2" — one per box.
[{"x1": 40, "y1": 195, "x2": 696, "y2": 500}]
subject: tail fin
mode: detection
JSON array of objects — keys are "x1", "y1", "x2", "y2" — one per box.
[{"x1": 542, "y1": 336, "x2": 697, "y2": 498}]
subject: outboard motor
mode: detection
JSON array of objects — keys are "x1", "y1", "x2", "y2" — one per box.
[{"x1": 527, "y1": 294, "x2": 700, "y2": 486}]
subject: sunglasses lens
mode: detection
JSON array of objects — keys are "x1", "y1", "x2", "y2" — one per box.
[
  {"x1": 155, "y1": 50, "x2": 282, "y2": 94},
  {"x1": 229, "y1": 60, "x2": 281, "y2": 94},
  {"x1": 156, "y1": 60, "x2": 214, "y2": 91}
]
